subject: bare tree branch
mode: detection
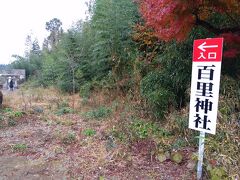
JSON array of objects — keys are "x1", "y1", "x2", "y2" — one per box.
[{"x1": 195, "y1": 15, "x2": 240, "y2": 35}]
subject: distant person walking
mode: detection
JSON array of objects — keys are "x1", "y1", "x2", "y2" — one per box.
[
  {"x1": 0, "y1": 90, "x2": 3, "y2": 108},
  {"x1": 9, "y1": 79, "x2": 14, "y2": 91}
]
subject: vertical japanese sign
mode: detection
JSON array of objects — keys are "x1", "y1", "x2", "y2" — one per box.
[{"x1": 189, "y1": 38, "x2": 223, "y2": 135}]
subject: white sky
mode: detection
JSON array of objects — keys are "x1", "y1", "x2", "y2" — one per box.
[{"x1": 0, "y1": 0, "x2": 89, "y2": 64}]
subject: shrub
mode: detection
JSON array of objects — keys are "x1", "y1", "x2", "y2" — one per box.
[
  {"x1": 171, "y1": 138, "x2": 188, "y2": 150},
  {"x1": 8, "y1": 119, "x2": 17, "y2": 127},
  {"x1": 140, "y1": 71, "x2": 176, "y2": 119},
  {"x1": 111, "y1": 127, "x2": 127, "y2": 142},
  {"x1": 130, "y1": 118, "x2": 169, "y2": 140},
  {"x1": 6, "y1": 110, "x2": 24, "y2": 119},
  {"x1": 3, "y1": 108, "x2": 13, "y2": 113},
  {"x1": 83, "y1": 128, "x2": 96, "y2": 137},
  {"x1": 57, "y1": 79, "x2": 73, "y2": 93},
  {"x1": 57, "y1": 101, "x2": 69, "y2": 109},
  {"x1": 147, "y1": 89, "x2": 175, "y2": 119},
  {"x1": 0, "y1": 115, "x2": 4, "y2": 128},
  {"x1": 12, "y1": 111, "x2": 24, "y2": 118},
  {"x1": 207, "y1": 166, "x2": 228, "y2": 180},
  {"x1": 59, "y1": 119, "x2": 74, "y2": 126},
  {"x1": 56, "y1": 107, "x2": 74, "y2": 116},
  {"x1": 219, "y1": 75, "x2": 240, "y2": 113},
  {"x1": 83, "y1": 106, "x2": 112, "y2": 120},
  {"x1": 175, "y1": 115, "x2": 188, "y2": 134},
  {"x1": 79, "y1": 82, "x2": 92, "y2": 99},
  {"x1": 62, "y1": 132, "x2": 76, "y2": 144},
  {"x1": 11, "y1": 143, "x2": 28, "y2": 152}
]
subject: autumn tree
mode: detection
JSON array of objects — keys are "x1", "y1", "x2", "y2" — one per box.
[{"x1": 139, "y1": 0, "x2": 240, "y2": 57}]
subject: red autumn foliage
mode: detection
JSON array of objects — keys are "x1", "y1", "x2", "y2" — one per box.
[
  {"x1": 220, "y1": 33, "x2": 240, "y2": 58},
  {"x1": 139, "y1": 0, "x2": 240, "y2": 57},
  {"x1": 140, "y1": 0, "x2": 196, "y2": 41}
]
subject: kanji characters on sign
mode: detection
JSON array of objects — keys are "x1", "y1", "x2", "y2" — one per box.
[
  {"x1": 189, "y1": 38, "x2": 223, "y2": 134},
  {"x1": 194, "y1": 65, "x2": 215, "y2": 130}
]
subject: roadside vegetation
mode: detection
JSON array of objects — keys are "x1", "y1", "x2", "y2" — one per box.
[{"x1": 1, "y1": 0, "x2": 239, "y2": 179}]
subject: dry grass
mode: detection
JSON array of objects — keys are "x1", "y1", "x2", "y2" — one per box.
[
  {"x1": 3, "y1": 87, "x2": 80, "y2": 112},
  {"x1": 3, "y1": 86, "x2": 231, "y2": 179}
]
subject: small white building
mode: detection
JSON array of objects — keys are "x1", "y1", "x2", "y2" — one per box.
[{"x1": 0, "y1": 69, "x2": 26, "y2": 90}]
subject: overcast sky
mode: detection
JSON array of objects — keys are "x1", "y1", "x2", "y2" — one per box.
[{"x1": 0, "y1": 0, "x2": 89, "y2": 64}]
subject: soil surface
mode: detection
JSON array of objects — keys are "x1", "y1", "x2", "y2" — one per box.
[{"x1": 0, "y1": 90, "x2": 196, "y2": 180}]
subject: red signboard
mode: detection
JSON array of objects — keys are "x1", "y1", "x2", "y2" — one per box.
[{"x1": 193, "y1": 38, "x2": 223, "y2": 62}]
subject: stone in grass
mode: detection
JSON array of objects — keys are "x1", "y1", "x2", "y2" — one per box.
[
  {"x1": 33, "y1": 106, "x2": 44, "y2": 114},
  {"x1": 157, "y1": 153, "x2": 167, "y2": 163},
  {"x1": 187, "y1": 160, "x2": 196, "y2": 170},
  {"x1": 187, "y1": 152, "x2": 198, "y2": 170},
  {"x1": 157, "y1": 151, "x2": 170, "y2": 163},
  {"x1": 171, "y1": 152, "x2": 183, "y2": 164}
]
